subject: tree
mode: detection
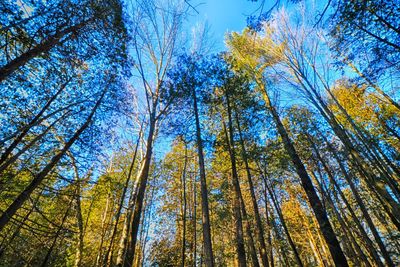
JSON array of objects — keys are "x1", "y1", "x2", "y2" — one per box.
[
  {"x1": 121, "y1": 0, "x2": 185, "y2": 265},
  {"x1": 227, "y1": 27, "x2": 349, "y2": 266}
]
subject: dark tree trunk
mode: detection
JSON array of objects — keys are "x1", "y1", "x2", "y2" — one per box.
[
  {"x1": 192, "y1": 86, "x2": 214, "y2": 267},
  {"x1": 104, "y1": 125, "x2": 142, "y2": 267},
  {"x1": 261, "y1": 86, "x2": 348, "y2": 267},
  {"x1": 317, "y1": 134, "x2": 393, "y2": 266},
  {"x1": 223, "y1": 93, "x2": 247, "y2": 267},
  {"x1": 235, "y1": 110, "x2": 270, "y2": 267},
  {"x1": 115, "y1": 124, "x2": 143, "y2": 267},
  {"x1": 295, "y1": 72, "x2": 400, "y2": 226},
  {"x1": 261, "y1": 173, "x2": 304, "y2": 267},
  {"x1": 124, "y1": 111, "x2": 156, "y2": 267},
  {"x1": 193, "y1": 167, "x2": 197, "y2": 267},
  {"x1": 181, "y1": 143, "x2": 188, "y2": 267}
]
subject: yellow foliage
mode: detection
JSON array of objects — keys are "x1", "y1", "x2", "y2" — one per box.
[
  {"x1": 225, "y1": 27, "x2": 286, "y2": 78},
  {"x1": 330, "y1": 79, "x2": 400, "y2": 137}
]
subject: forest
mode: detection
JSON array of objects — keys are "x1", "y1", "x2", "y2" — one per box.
[{"x1": 0, "y1": 0, "x2": 399, "y2": 266}]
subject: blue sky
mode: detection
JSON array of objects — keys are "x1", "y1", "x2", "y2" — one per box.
[{"x1": 187, "y1": 0, "x2": 271, "y2": 51}]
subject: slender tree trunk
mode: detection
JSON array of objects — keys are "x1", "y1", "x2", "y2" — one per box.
[
  {"x1": 181, "y1": 143, "x2": 188, "y2": 267},
  {"x1": 306, "y1": 228, "x2": 326, "y2": 267},
  {"x1": 115, "y1": 210, "x2": 131, "y2": 267},
  {"x1": 96, "y1": 192, "x2": 111, "y2": 267},
  {"x1": 0, "y1": 87, "x2": 107, "y2": 231},
  {"x1": 294, "y1": 70, "x2": 400, "y2": 224},
  {"x1": 40, "y1": 196, "x2": 73, "y2": 267},
  {"x1": 317, "y1": 134, "x2": 393, "y2": 266},
  {"x1": 74, "y1": 203, "x2": 84, "y2": 267},
  {"x1": 115, "y1": 126, "x2": 143, "y2": 267},
  {"x1": 222, "y1": 93, "x2": 247, "y2": 267},
  {"x1": 192, "y1": 86, "x2": 214, "y2": 267},
  {"x1": 262, "y1": 174, "x2": 304, "y2": 267},
  {"x1": 123, "y1": 111, "x2": 156, "y2": 267},
  {"x1": 260, "y1": 85, "x2": 348, "y2": 266},
  {"x1": 177, "y1": 143, "x2": 188, "y2": 267},
  {"x1": 104, "y1": 126, "x2": 142, "y2": 267},
  {"x1": 264, "y1": 185, "x2": 290, "y2": 267},
  {"x1": 227, "y1": 133, "x2": 259, "y2": 267},
  {"x1": 193, "y1": 167, "x2": 197, "y2": 267},
  {"x1": 70, "y1": 155, "x2": 84, "y2": 267},
  {"x1": 240, "y1": 192, "x2": 260, "y2": 267},
  {"x1": 235, "y1": 110, "x2": 270, "y2": 267},
  {"x1": 263, "y1": 192, "x2": 274, "y2": 267}
]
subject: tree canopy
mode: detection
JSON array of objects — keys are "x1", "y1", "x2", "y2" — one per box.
[{"x1": 0, "y1": 0, "x2": 399, "y2": 266}]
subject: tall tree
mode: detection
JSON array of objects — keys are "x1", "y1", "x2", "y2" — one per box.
[
  {"x1": 122, "y1": 0, "x2": 185, "y2": 265},
  {"x1": 227, "y1": 28, "x2": 349, "y2": 266}
]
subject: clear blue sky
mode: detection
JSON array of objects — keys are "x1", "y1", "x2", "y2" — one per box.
[{"x1": 187, "y1": 0, "x2": 271, "y2": 51}]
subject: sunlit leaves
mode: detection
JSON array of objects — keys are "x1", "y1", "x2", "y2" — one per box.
[{"x1": 226, "y1": 28, "x2": 285, "y2": 78}]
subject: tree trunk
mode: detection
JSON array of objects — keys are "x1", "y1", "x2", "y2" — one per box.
[
  {"x1": 181, "y1": 143, "x2": 188, "y2": 267},
  {"x1": 124, "y1": 111, "x2": 156, "y2": 267},
  {"x1": 193, "y1": 166, "x2": 197, "y2": 267},
  {"x1": 317, "y1": 133, "x2": 393, "y2": 266},
  {"x1": 263, "y1": 192, "x2": 274, "y2": 267},
  {"x1": 240, "y1": 192, "x2": 260, "y2": 267},
  {"x1": 41, "y1": 196, "x2": 74, "y2": 267},
  {"x1": 70, "y1": 155, "x2": 84, "y2": 267},
  {"x1": 104, "y1": 125, "x2": 142, "y2": 267},
  {"x1": 261, "y1": 87, "x2": 348, "y2": 266},
  {"x1": 272, "y1": 224, "x2": 290, "y2": 266},
  {"x1": 95, "y1": 191, "x2": 112, "y2": 267},
  {"x1": 235, "y1": 110, "x2": 270, "y2": 267},
  {"x1": 222, "y1": 93, "x2": 247, "y2": 267},
  {"x1": 115, "y1": 125, "x2": 143, "y2": 267},
  {"x1": 261, "y1": 174, "x2": 304, "y2": 267},
  {"x1": 192, "y1": 86, "x2": 214, "y2": 267}
]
